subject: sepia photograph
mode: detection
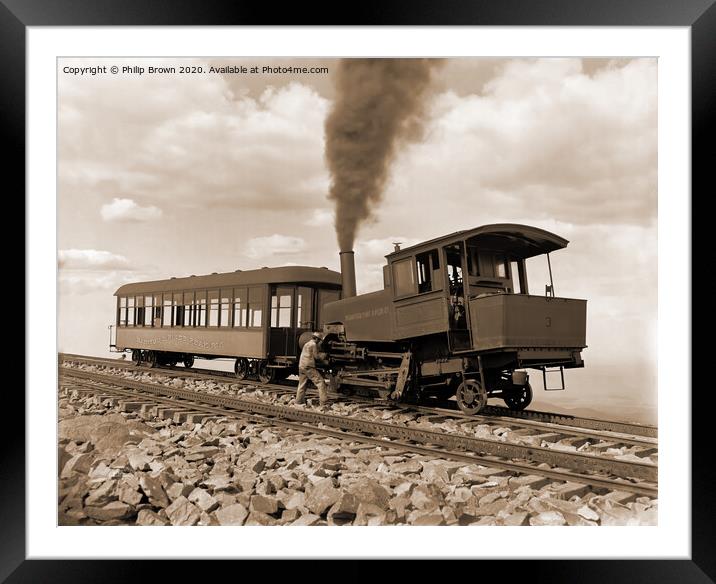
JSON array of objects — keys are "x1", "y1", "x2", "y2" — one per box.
[{"x1": 57, "y1": 55, "x2": 658, "y2": 529}]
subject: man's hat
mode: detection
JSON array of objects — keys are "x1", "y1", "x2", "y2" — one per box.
[{"x1": 311, "y1": 331, "x2": 323, "y2": 339}]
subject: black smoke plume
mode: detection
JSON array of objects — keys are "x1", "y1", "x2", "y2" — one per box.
[{"x1": 325, "y1": 59, "x2": 442, "y2": 252}]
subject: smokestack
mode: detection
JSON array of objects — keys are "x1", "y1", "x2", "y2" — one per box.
[{"x1": 339, "y1": 251, "x2": 357, "y2": 298}]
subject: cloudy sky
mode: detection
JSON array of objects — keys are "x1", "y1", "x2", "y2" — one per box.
[{"x1": 58, "y1": 57, "x2": 657, "y2": 423}]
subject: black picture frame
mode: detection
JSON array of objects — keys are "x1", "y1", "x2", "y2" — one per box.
[{"x1": 9, "y1": 0, "x2": 710, "y2": 580}]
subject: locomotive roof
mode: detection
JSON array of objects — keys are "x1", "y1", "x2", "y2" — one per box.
[
  {"x1": 386, "y1": 223, "x2": 569, "y2": 260},
  {"x1": 114, "y1": 266, "x2": 342, "y2": 296}
]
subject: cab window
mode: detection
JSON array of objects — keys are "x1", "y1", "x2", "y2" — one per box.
[
  {"x1": 416, "y1": 250, "x2": 440, "y2": 293},
  {"x1": 393, "y1": 258, "x2": 416, "y2": 297}
]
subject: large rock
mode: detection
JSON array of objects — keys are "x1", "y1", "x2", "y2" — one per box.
[
  {"x1": 407, "y1": 509, "x2": 444, "y2": 526},
  {"x1": 475, "y1": 499, "x2": 509, "y2": 517},
  {"x1": 85, "y1": 479, "x2": 118, "y2": 507},
  {"x1": 327, "y1": 493, "x2": 359, "y2": 525},
  {"x1": 529, "y1": 511, "x2": 567, "y2": 526},
  {"x1": 410, "y1": 484, "x2": 444, "y2": 511},
  {"x1": 188, "y1": 488, "x2": 220, "y2": 513},
  {"x1": 451, "y1": 467, "x2": 489, "y2": 486},
  {"x1": 118, "y1": 481, "x2": 143, "y2": 506},
  {"x1": 233, "y1": 471, "x2": 257, "y2": 493},
  {"x1": 127, "y1": 452, "x2": 153, "y2": 472},
  {"x1": 58, "y1": 446, "x2": 72, "y2": 475},
  {"x1": 281, "y1": 509, "x2": 300, "y2": 523},
  {"x1": 420, "y1": 461, "x2": 450, "y2": 485},
  {"x1": 391, "y1": 460, "x2": 423, "y2": 474},
  {"x1": 85, "y1": 501, "x2": 134, "y2": 521},
  {"x1": 59, "y1": 414, "x2": 152, "y2": 456},
  {"x1": 388, "y1": 495, "x2": 411, "y2": 522},
  {"x1": 354, "y1": 503, "x2": 387, "y2": 526},
  {"x1": 346, "y1": 478, "x2": 390, "y2": 510},
  {"x1": 88, "y1": 462, "x2": 121, "y2": 482},
  {"x1": 245, "y1": 511, "x2": 278, "y2": 526},
  {"x1": 501, "y1": 512, "x2": 529, "y2": 526},
  {"x1": 202, "y1": 475, "x2": 233, "y2": 492},
  {"x1": 214, "y1": 504, "x2": 249, "y2": 526},
  {"x1": 577, "y1": 505, "x2": 600, "y2": 521},
  {"x1": 165, "y1": 496, "x2": 201, "y2": 526},
  {"x1": 61, "y1": 453, "x2": 96, "y2": 478},
  {"x1": 139, "y1": 474, "x2": 170, "y2": 508},
  {"x1": 304, "y1": 479, "x2": 340, "y2": 516},
  {"x1": 291, "y1": 513, "x2": 321, "y2": 526},
  {"x1": 284, "y1": 491, "x2": 306, "y2": 510},
  {"x1": 166, "y1": 482, "x2": 194, "y2": 502},
  {"x1": 250, "y1": 494, "x2": 280, "y2": 515},
  {"x1": 136, "y1": 509, "x2": 169, "y2": 526}
]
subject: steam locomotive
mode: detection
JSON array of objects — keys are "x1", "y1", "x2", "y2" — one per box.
[
  {"x1": 111, "y1": 223, "x2": 587, "y2": 415},
  {"x1": 321, "y1": 223, "x2": 587, "y2": 414}
]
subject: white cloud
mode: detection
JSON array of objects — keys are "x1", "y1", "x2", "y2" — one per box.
[
  {"x1": 244, "y1": 234, "x2": 307, "y2": 259},
  {"x1": 60, "y1": 64, "x2": 330, "y2": 212},
  {"x1": 100, "y1": 198, "x2": 163, "y2": 223},
  {"x1": 391, "y1": 58, "x2": 657, "y2": 228},
  {"x1": 59, "y1": 270, "x2": 140, "y2": 295},
  {"x1": 305, "y1": 208, "x2": 334, "y2": 227},
  {"x1": 356, "y1": 236, "x2": 423, "y2": 262},
  {"x1": 58, "y1": 249, "x2": 159, "y2": 295},
  {"x1": 58, "y1": 249, "x2": 131, "y2": 271}
]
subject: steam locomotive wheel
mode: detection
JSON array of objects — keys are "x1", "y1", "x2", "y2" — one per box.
[
  {"x1": 131, "y1": 349, "x2": 142, "y2": 366},
  {"x1": 455, "y1": 379, "x2": 487, "y2": 415},
  {"x1": 504, "y1": 383, "x2": 533, "y2": 411},
  {"x1": 183, "y1": 355, "x2": 194, "y2": 369},
  {"x1": 234, "y1": 357, "x2": 249, "y2": 380},
  {"x1": 258, "y1": 362, "x2": 275, "y2": 384}
]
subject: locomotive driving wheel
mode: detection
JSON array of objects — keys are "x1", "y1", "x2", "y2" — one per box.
[
  {"x1": 258, "y1": 361, "x2": 275, "y2": 384},
  {"x1": 131, "y1": 349, "x2": 142, "y2": 366},
  {"x1": 183, "y1": 355, "x2": 194, "y2": 369},
  {"x1": 234, "y1": 357, "x2": 249, "y2": 380},
  {"x1": 455, "y1": 379, "x2": 488, "y2": 415},
  {"x1": 503, "y1": 382, "x2": 533, "y2": 411}
]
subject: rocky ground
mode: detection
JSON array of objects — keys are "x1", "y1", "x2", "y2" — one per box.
[{"x1": 58, "y1": 382, "x2": 658, "y2": 526}]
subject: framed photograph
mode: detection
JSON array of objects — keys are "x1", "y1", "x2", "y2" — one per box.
[{"x1": 14, "y1": 0, "x2": 708, "y2": 580}]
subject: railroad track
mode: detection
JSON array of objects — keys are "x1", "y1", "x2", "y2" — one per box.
[
  {"x1": 58, "y1": 353, "x2": 658, "y2": 439},
  {"x1": 59, "y1": 366, "x2": 658, "y2": 498},
  {"x1": 60, "y1": 358, "x2": 659, "y2": 461}
]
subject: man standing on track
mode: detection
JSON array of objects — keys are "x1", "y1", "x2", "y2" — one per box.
[{"x1": 296, "y1": 332, "x2": 328, "y2": 407}]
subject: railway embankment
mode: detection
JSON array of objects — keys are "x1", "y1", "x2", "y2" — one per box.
[{"x1": 59, "y1": 382, "x2": 657, "y2": 526}]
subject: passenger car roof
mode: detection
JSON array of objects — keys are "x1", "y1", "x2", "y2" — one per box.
[
  {"x1": 114, "y1": 266, "x2": 342, "y2": 296},
  {"x1": 386, "y1": 224, "x2": 569, "y2": 260}
]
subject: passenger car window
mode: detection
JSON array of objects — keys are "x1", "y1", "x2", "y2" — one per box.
[
  {"x1": 296, "y1": 287, "x2": 313, "y2": 329},
  {"x1": 248, "y1": 286, "x2": 264, "y2": 328},
  {"x1": 271, "y1": 288, "x2": 293, "y2": 328},
  {"x1": 208, "y1": 290, "x2": 220, "y2": 327},
  {"x1": 233, "y1": 288, "x2": 247, "y2": 327},
  {"x1": 220, "y1": 289, "x2": 232, "y2": 327}
]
